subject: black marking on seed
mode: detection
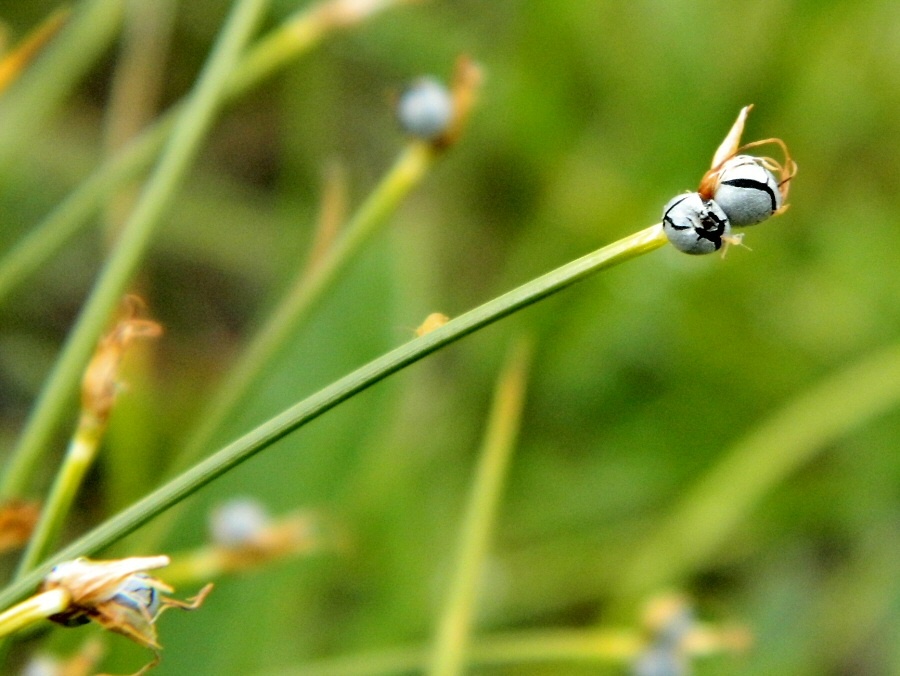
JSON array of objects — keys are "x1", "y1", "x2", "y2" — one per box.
[
  {"x1": 695, "y1": 209, "x2": 727, "y2": 249},
  {"x1": 722, "y1": 177, "x2": 777, "y2": 211},
  {"x1": 663, "y1": 196, "x2": 690, "y2": 229}
]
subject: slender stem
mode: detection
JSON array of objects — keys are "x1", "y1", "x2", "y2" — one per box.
[
  {"x1": 101, "y1": 0, "x2": 179, "y2": 242},
  {"x1": 15, "y1": 415, "x2": 105, "y2": 576},
  {"x1": 619, "y1": 341, "x2": 900, "y2": 598},
  {"x1": 0, "y1": 112, "x2": 173, "y2": 304},
  {"x1": 0, "y1": 589, "x2": 70, "y2": 640},
  {"x1": 262, "y1": 627, "x2": 642, "y2": 676},
  {"x1": 0, "y1": 223, "x2": 667, "y2": 610},
  {"x1": 428, "y1": 340, "x2": 531, "y2": 676},
  {"x1": 0, "y1": 0, "x2": 414, "y2": 306},
  {"x1": 0, "y1": 0, "x2": 269, "y2": 499},
  {"x1": 135, "y1": 142, "x2": 437, "y2": 553},
  {"x1": 183, "y1": 142, "x2": 434, "y2": 471}
]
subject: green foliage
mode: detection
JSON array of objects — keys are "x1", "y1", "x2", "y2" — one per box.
[{"x1": 1, "y1": 0, "x2": 899, "y2": 674}]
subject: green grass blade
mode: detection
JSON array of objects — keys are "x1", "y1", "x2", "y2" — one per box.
[
  {"x1": 0, "y1": 222, "x2": 667, "y2": 609},
  {"x1": 0, "y1": 0, "x2": 124, "y2": 173},
  {"x1": 265, "y1": 627, "x2": 641, "y2": 675},
  {"x1": 0, "y1": 0, "x2": 269, "y2": 500},
  {"x1": 134, "y1": 142, "x2": 440, "y2": 552},
  {"x1": 0, "y1": 0, "x2": 413, "y2": 306},
  {"x1": 173, "y1": 143, "x2": 436, "y2": 467},
  {"x1": 428, "y1": 339, "x2": 531, "y2": 676},
  {"x1": 619, "y1": 341, "x2": 900, "y2": 598}
]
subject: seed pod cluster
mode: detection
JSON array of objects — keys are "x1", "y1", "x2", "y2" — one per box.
[{"x1": 662, "y1": 106, "x2": 796, "y2": 255}]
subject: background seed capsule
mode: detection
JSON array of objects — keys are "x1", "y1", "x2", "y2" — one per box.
[
  {"x1": 396, "y1": 77, "x2": 454, "y2": 140},
  {"x1": 210, "y1": 498, "x2": 270, "y2": 548},
  {"x1": 713, "y1": 155, "x2": 782, "y2": 226},
  {"x1": 662, "y1": 192, "x2": 731, "y2": 255}
]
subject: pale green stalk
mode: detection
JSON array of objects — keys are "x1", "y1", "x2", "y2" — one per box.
[
  {"x1": 0, "y1": 0, "x2": 124, "y2": 172},
  {"x1": 0, "y1": 223, "x2": 668, "y2": 609},
  {"x1": 101, "y1": 0, "x2": 179, "y2": 241},
  {"x1": 0, "y1": 114, "x2": 172, "y2": 304},
  {"x1": 262, "y1": 628, "x2": 642, "y2": 676},
  {"x1": 15, "y1": 415, "x2": 105, "y2": 576},
  {"x1": 619, "y1": 341, "x2": 900, "y2": 598},
  {"x1": 178, "y1": 143, "x2": 434, "y2": 476},
  {"x1": 428, "y1": 340, "x2": 531, "y2": 676},
  {"x1": 0, "y1": 0, "x2": 268, "y2": 499},
  {"x1": 134, "y1": 142, "x2": 438, "y2": 553},
  {"x1": 0, "y1": 0, "x2": 415, "y2": 305},
  {"x1": 0, "y1": 589, "x2": 70, "y2": 640}
]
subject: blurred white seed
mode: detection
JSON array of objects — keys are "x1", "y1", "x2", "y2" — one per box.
[
  {"x1": 209, "y1": 498, "x2": 270, "y2": 548},
  {"x1": 19, "y1": 655, "x2": 59, "y2": 676},
  {"x1": 396, "y1": 77, "x2": 453, "y2": 140}
]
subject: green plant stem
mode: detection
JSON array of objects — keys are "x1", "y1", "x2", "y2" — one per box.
[
  {"x1": 264, "y1": 627, "x2": 642, "y2": 676},
  {"x1": 134, "y1": 142, "x2": 438, "y2": 553},
  {"x1": 15, "y1": 415, "x2": 105, "y2": 576},
  {"x1": 0, "y1": 0, "x2": 268, "y2": 500},
  {"x1": 178, "y1": 142, "x2": 435, "y2": 472},
  {"x1": 619, "y1": 341, "x2": 900, "y2": 598},
  {"x1": 0, "y1": 0, "x2": 124, "y2": 173},
  {"x1": 0, "y1": 590, "x2": 70, "y2": 641},
  {"x1": 428, "y1": 339, "x2": 531, "y2": 676},
  {"x1": 0, "y1": 0, "x2": 412, "y2": 305},
  {"x1": 0, "y1": 223, "x2": 667, "y2": 610}
]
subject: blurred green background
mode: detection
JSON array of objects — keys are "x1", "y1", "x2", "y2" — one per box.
[{"x1": 1, "y1": 0, "x2": 899, "y2": 674}]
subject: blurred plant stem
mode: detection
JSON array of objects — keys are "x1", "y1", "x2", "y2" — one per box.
[
  {"x1": 133, "y1": 141, "x2": 440, "y2": 553},
  {"x1": 0, "y1": 0, "x2": 416, "y2": 305},
  {"x1": 101, "y1": 0, "x2": 178, "y2": 243},
  {"x1": 15, "y1": 305, "x2": 162, "y2": 577},
  {"x1": 0, "y1": 0, "x2": 269, "y2": 500},
  {"x1": 265, "y1": 627, "x2": 642, "y2": 675},
  {"x1": 428, "y1": 339, "x2": 531, "y2": 676},
  {"x1": 0, "y1": 7, "x2": 71, "y2": 94},
  {"x1": 0, "y1": 222, "x2": 668, "y2": 609},
  {"x1": 134, "y1": 55, "x2": 481, "y2": 554},
  {"x1": 14, "y1": 415, "x2": 105, "y2": 577},
  {"x1": 0, "y1": 0, "x2": 123, "y2": 174},
  {"x1": 619, "y1": 341, "x2": 900, "y2": 599},
  {"x1": 189, "y1": 144, "x2": 430, "y2": 453}
]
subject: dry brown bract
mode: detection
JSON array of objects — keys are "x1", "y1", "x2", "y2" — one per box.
[{"x1": 41, "y1": 556, "x2": 212, "y2": 676}]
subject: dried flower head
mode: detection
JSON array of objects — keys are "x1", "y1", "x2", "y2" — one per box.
[
  {"x1": 208, "y1": 499, "x2": 322, "y2": 568},
  {"x1": 698, "y1": 105, "x2": 797, "y2": 213},
  {"x1": 436, "y1": 55, "x2": 483, "y2": 149},
  {"x1": 81, "y1": 297, "x2": 162, "y2": 424},
  {"x1": 0, "y1": 500, "x2": 40, "y2": 553},
  {"x1": 40, "y1": 556, "x2": 212, "y2": 675}
]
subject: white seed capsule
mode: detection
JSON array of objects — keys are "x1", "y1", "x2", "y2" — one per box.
[
  {"x1": 396, "y1": 77, "x2": 453, "y2": 140},
  {"x1": 210, "y1": 498, "x2": 270, "y2": 547},
  {"x1": 661, "y1": 192, "x2": 731, "y2": 255},
  {"x1": 713, "y1": 155, "x2": 781, "y2": 226}
]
